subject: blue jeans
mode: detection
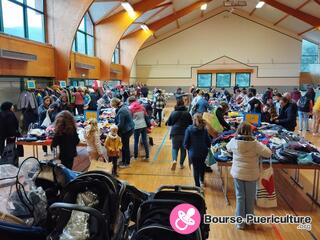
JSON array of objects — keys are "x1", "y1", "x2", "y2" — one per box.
[
  {"x1": 171, "y1": 135, "x2": 186, "y2": 165},
  {"x1": 134, "y1": 128, "x2": 149, "y2": 158},
  {"x1": 298, "y1": 111, "x2": 309, "y2": 131},
  {"x1": 233, "y1": 179, "x2": 256, "y2": 225}
]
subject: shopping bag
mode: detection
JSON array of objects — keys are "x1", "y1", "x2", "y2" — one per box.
[
  {"x1": 0, "y1": 142, "x2": 18, "y2": 166},
  {"x1": 41, "y1": 111, "x2": 52, "y2": 128},
  {"x1": 205, "y1": 148, "x2": 216, "y2": 167},
  {"x1": 256, "y1": 159, "x2": 277, "y2": 208},
  {"x1": 88, "y1": 159, "x2": 111, "y2": 173},
  {"x1": 203, "y1": 111, "x2": 224, "y2": 133}
]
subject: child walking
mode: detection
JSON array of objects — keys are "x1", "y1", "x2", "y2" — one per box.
[
  {"x1": 85, "y1": 118, "x2": 105, "y2": 161},
  {"x1": 226, "y1": 122, "x2": 272, "y2": 230},
  {"x1": 104, "y1": 125, "x2": 122, "y2": 177},
  {"x1": 184, "y1": 113, "x2": 211, "y2": 188},
  {"x1": 51, "y1": 111, "x2": 80, "y2": 169}
]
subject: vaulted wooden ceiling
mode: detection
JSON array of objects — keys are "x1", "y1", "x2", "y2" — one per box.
[{"x1": 89, "y1": 0, "x2": 320, "y2": 44}]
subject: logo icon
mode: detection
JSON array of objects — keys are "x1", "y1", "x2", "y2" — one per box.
[{"x1": 170, "y1": 203, "x2": 201, "y2": 235}]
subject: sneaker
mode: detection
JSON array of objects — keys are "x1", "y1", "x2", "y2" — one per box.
[
  {"x1": 179, "y1": 164, "x2": 185, "y2": 169},
  {"x1": 200, "y1": 182, "x2": 205, "y2": 188},
  {"x1": 143, "y1": 157, "x2": 150, "y2": 161},
  {"x1": 118, "y1": 163, "x2": 128, "y2": 168},
  {"x1": 171, "y1": 161, "x2": 177, "y2": 171}
]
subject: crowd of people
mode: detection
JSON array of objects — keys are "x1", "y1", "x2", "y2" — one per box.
[
  {"x1": 168, "y1": 84, "x2": 320, "y2": 230},
  {"x1": 0, "y1": 83, "x2": 168, "y2": 176},
  {"x1": 2, "y1": 82, "x2": 320, "y2": 231}
]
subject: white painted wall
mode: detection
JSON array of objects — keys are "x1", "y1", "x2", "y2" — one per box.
[{"x1": 133, "y1": 12, "x2": 301, "y2": 88}]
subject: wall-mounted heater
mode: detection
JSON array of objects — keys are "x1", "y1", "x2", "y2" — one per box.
[
  {"x1": 0, "y1": 49, "x2": 37, "y2": 61},
  {"x1": 75, "y1": 62, "x2": 96, "y2": 70}
]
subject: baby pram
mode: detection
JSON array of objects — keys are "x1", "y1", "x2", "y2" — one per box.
[
  {"x1": 132, "y1": 185, "x2": 209, "y2": 240},
  {"x1": 47, "y1": 170, "x2": 147, "y2": 240},
  {"x1": 153, "y1": 185, "x2": 209, "y2": 239},
  {"x1": 132, "y1": 199, "x2": 201, "y2": 240}
]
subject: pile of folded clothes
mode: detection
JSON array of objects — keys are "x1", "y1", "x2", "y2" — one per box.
[{"x1": 211, "y1": 124, "x2": 320, "y2": 166}]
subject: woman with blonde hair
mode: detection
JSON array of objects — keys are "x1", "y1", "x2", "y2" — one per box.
[
  {"x1": 85, "y1": 118, "x2": 105, "y2": 161},
  {"x1": 51, "y1": 111, "x2": 80, "y2": 169},
  {"x1": 226, "y1": 122, "x2": 272, "y2": 230},
  {"x1": 184, "y1": 113, "x2": 211, "y2": 188}
]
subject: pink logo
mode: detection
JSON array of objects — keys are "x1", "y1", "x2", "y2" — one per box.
[{"x1": 169, "y1": 203, "x2": 201, "y2": 235}]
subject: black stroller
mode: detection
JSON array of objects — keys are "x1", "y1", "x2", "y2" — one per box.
[
  {"x1": 132, "y1": 185, "x2": 209, "y2": 240},
  {"x1": 47, "y1": 170, "x2": 149, "y2": 240}
]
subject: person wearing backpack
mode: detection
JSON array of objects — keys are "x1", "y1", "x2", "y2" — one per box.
[{"x1": 297, "y1": 92, "x2": 313, "y2": 132}]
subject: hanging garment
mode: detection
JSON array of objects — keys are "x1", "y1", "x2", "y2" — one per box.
[{"x1": 17, "y1": 91, "x2": 38, "y2": 110}]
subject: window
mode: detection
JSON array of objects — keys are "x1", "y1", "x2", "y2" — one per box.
[
  {"x1": 112, "y1": 43, "x2": 120, "y2": 64},
  {"x1": 0, "y1": 0, "x2": 45, "y2": 42},
  {"x1": 301, "y1": 40, "x2": 319, "y2": 72},
  {"x1": 235, "y1": 73, "x2": 251, "y2": 87},
  {"x1": 73, "y1": 13, "x2": 95, "y2": 56},
  {"x1": 197, "y1": 73, "x2": 212, "y2": 88},
  {"x1": 216, "y1": 73, "x2": 231, "y2": 88}
]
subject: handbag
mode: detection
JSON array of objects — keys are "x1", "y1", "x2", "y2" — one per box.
[
  {"x1": 41, "y1": 111, "x2": 52, "y2": 128},
  {"x1": 256, "y1": 158, "x2": 277, "y2": 208},
  {"x1": 0, "y1": 140, "x2": 18, "y2": 166}
]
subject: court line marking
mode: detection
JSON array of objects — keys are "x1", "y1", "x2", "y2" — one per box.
[{"x1": 152, "y1": 127, "x2": 170, "y2": 162}]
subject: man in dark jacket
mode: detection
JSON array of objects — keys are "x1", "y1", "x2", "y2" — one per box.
[
  {"x1": 141, "y1": 84, "x2": 149, "y2": 98},
  {"x1": 274, "y1": 97, "x2": 297, "y2": 131},
  {"x1": 0, "y1": 102, "x2": 20, "y2": 155},
  {"x1": 111, "y1": 98, "x2": 134, "y2": 167}
]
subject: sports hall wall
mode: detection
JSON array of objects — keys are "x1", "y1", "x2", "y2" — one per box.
[{"x1": 131, "y1": 12, "x2": 302, "y2": 92}]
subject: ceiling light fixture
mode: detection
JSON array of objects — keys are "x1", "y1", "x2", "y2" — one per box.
[
  {"x1": 201, "y1": 3, "x2": 208, "y2": 11},
  {"x1": 256, "y1": 1, "x2": 265, "y2": 8},
  {"x1": 121, "y1": 2, "x2": 136, "y2": 18},
  {"x1": 141, "y1": 24, "x2": 149, "y2": 31}
]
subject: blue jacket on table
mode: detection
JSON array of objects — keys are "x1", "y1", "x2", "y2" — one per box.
[
  {"x1": 277, "y1": 102, "x2": 297, "y2": 131},
  {"x1": 115, "y1": 104, "x2": 134, "y2": 135},
  {"x1": 184, "y1": 125, "x2": 211, "y2": 161}
]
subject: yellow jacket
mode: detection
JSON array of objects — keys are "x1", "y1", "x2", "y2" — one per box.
[
  {"x1": 104, "y1": 133, "x2": 122, "y2": 157},
  {"x1": 314, "y1": 97, "x2": 320, "y2": 112}
]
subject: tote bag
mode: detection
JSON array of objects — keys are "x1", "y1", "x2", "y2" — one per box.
[
  {"x1": 41, "y1": 111, "x2": 52, "y2": 128},
  {"x1": 256, "y1": 159, "x2": 277, "y2": 208},
  {"x1": 203, "y1": 111, "x2": 224, "y2": 133}
]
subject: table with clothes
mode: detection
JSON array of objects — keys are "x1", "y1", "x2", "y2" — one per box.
[
  {"x1": 211, "y1": 124, "x2": 320, "y2": 205},
  {"x1": 16, "y1": 113, "x2": 115, "y2": 159},
  {"x1": 17, "y1": 107, "x2": 157, "y2": 159}
]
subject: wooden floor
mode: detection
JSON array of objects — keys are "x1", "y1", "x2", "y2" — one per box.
[{"x1": 23, "y1": 103, "x2": 320, "y2": 240}]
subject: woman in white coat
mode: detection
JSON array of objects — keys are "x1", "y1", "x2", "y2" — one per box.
[{"x1": 226, "y1": 122, "x2": 272, "y2": 230}]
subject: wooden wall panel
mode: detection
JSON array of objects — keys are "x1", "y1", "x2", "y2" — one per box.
[
  {"x1": 47, "y1": 0, "x2": 95, "y2": 80},
  {"x1": 110, "y1": 63, "x2": 124, "y2": 80},
  {"x1": 68, "y1": 53, "x2": 101, "y2": 79},
  {"x1": 0, "y1": 34, "x2": 55, "y2": 77}
]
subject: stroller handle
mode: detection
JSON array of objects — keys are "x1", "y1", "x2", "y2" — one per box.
[
  {"x1": 157, "y1": 185, "x2": 203, "y2": 194},
  {"x1": 49, "y1": 203, "x2": 107, "y2": 240}
]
